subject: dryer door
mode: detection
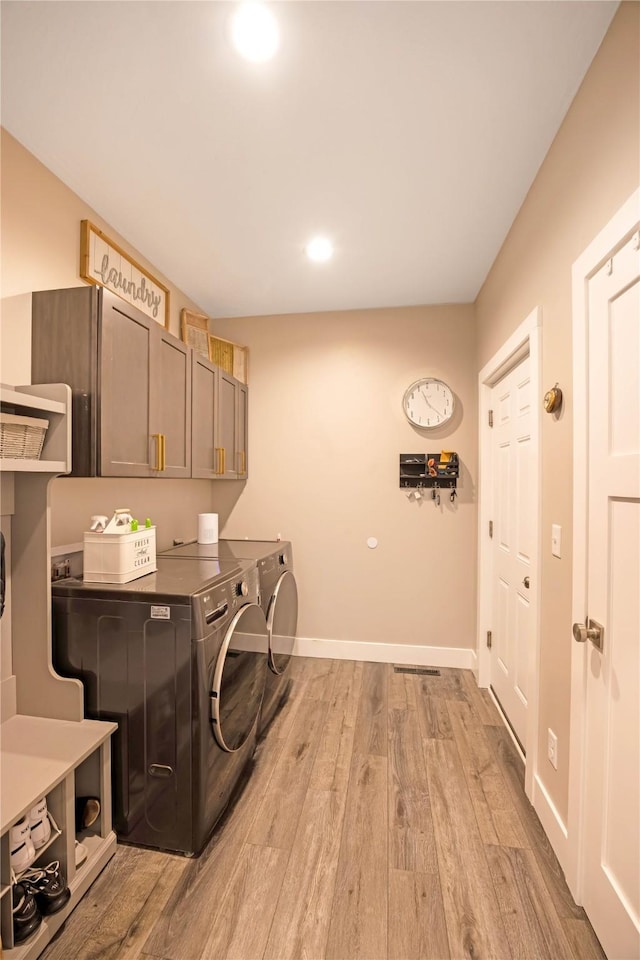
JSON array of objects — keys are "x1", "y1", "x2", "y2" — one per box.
[
  {"x1": 211, "y1": 602, "x2": 268, "y2": 752},
  {"x1": 267, "y1": 570, "x2": 298, "y2": 675}
]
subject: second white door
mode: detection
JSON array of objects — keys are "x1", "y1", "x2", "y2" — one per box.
[
  {"x1": 578, "y1": 223, "x2": 640, "y2": 960},
  {"x1": 490, "y1": 354, "x2": 535, "y2": 748}
]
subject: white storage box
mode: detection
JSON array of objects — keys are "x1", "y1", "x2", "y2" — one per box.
[{"x1": 83, "y1": 526, "x2": 157, "y2": 583}]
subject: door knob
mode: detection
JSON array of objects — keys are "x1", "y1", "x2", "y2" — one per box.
[
  {"x1": 572, "y1": 619, "x2": 604, "y2": 652},
  {"x1": 523, "y1": 576, "x2": 530, "y2": 589}
]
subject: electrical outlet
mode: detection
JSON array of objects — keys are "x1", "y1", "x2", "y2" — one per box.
[
  {"x1": 551, "y1": 524, "x2": 562, "y2": 558},
  {"x1": 547, "y1": 729, "x2": 558, "y2": 769}
]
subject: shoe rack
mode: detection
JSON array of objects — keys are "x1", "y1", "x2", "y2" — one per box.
[{"x1": 0, "y1": 384, "x2": 117, "y2": 958}]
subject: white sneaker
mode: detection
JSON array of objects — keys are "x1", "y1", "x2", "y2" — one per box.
[
  {"x1": 10, "y1": 817, "x2": 36, "y2": 873},
  {"x1": 29, "y1": 798, "x2": 51, "y2": 850}
]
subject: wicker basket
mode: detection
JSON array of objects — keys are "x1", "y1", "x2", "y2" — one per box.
[{"x1": 0, "y1": 412, "x2": 49, "y2": 460}]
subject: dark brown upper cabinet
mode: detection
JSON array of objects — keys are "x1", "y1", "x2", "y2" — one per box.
[
  {"x1": 191, "y1": 352, "x2": 248, "y2": 480},
  {"x1": 31, "y1": 286, "x2": 191, "y2": 478}
]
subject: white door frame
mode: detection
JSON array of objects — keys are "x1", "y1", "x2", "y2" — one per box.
[
  {"x1": 477, "y1": 306, "x2": 542, "y2": 801},
  {"x1": 567, "y1": 187, "x2": 640, "y2": 899}
]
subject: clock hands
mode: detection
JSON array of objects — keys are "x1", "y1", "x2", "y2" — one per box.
[{"x1": 421, "y1": 387, "x2": 445, "y2": 418}]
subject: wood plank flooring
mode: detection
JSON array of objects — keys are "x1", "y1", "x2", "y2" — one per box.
[{"x1": 41, "y1": 658, "x2": 606, "y2": 960}]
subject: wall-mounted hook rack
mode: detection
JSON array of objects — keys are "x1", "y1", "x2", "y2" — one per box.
[{"x1": 400, "y1": 452, "x2": 459, "y2": 491}]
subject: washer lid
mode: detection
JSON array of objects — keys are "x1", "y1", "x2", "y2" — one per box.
[
  {"x1": 51, "y1": 557, "x2": 250, "y2": 604},
  {"x1": 161, "y1": 539, "x2": 291, "y2": 564}
]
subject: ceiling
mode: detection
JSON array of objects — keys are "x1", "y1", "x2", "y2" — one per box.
[{"x1": 1, "y1": 1, "x2": 617, "y2": 319}]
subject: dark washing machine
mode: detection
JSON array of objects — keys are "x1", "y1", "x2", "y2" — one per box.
[
  {"x1": 51, "y1": 557, "x2": 268, "y2": 856},
  {"x1": 160, "y1": 540, "x2": 298, "y2": 732}
]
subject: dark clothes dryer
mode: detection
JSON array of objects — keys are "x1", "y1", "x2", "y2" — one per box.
[{"x1": 160, "y1": 540, "x2": 298, "y2": 733}]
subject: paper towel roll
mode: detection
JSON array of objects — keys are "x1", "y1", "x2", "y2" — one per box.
[{"x1": 198, "y1": 513, "x2": 218, "y2": 544}]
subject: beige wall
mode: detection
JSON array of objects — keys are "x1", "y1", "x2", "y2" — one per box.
[
  {"x1": 1, "y1": 129, "x2": 205, "y2": 377},
  {"x1": 4, "y1": 0, "x2": 635, "y2": 825},
  {"x1": 0, "y1": 130, "x2": 222, "y2": 688},
  {"x1": 0, "y1": 129, "x2": 221, "y2": 549},
  {"x1": 1, "y1": 129, "x2": 479, "y2": 671},
  {"x1": 475, "y1": 2, "x2": 639, "y2": 823},
  {"x1": 211, "y1": 305, "x2": 478, "y2": 649}
]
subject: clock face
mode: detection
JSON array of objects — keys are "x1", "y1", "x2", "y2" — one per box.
[{"x1": 403, "y1": 378, "x2": 454, "y2": 428}]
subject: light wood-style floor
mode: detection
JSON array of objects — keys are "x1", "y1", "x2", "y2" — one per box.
[{"x1": 42, "y1": 658, "x2": 606, "y2": 960}]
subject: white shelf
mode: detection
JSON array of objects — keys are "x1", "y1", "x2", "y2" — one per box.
[
  {"x1": 0, "y1": 459, "x2": 68, "y2": 474},
  {"x1": 0, "y1": 716, "x2": 117, "y2": 834},
  {"x1": 0, "y1": 386, "x2": 66, "y2": 417}
]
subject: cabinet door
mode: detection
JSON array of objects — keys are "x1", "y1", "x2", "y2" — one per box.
[
  {"x1": 153, "y1": 331, "x2": 191, "y2": 478},
  {"x1": 100, "y1": 295, "x2": 154, "y2": 477},
  {"x1": 216, "y1": 370, "x2": 239, "y2": 478},
  {"x1": 191, "y1": 352, "x2": 218, "y2": 479},
  {"x1": 32, "y1": 286, "x2": 100, "y2": 477},
  {"x1": 236, "y1": 383, "x2": 248, "y2": 478}
]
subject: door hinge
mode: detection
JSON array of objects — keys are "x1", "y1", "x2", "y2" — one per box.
[
  {"x1": 489, "y1": 520, "x2": 493, "y2": 538},
  {"x1": 486, "y1": 630, "x2": 493, "y2": 649},
  {"x1": 488, "y1": 409, "x2": 494, "y2": 428}
]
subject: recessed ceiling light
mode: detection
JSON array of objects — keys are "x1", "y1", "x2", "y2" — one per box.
[
  {"x1": 305, "y1": 236, "x2": 334, "y2": 263},
  {"x1": 231, "y1": 3, "x2": 279, "y2": 63}
]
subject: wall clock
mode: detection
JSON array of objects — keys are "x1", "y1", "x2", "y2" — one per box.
[{"x1": 403, "y1": 378, "x2": 455, "y2": 428}]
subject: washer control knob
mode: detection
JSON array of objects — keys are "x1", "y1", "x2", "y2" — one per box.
[
  {"x1": 279, "y1": 552, "x2": 288, "y2": 565},
  {"x1": 237, "y1": 581, "x2": 249, "y2": 598}
]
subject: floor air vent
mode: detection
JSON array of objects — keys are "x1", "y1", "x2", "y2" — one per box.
[{"x1": 393, "y1": 666, "x2": 441, "y2": 676}]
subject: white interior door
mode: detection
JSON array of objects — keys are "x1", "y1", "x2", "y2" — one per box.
[
  {"x1": 490, "y1": 355, "x2": 534, "y2": 749},
  {"x1": 578, "y1": 229, "x2": 640, "y2": 960}
]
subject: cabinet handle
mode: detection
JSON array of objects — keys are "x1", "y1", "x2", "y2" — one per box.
[
  {"x1": 221, "y1": 447, "x2": 226, "y2": 475},
  {"x1": 215, "y1": 447, "x2": 223, "y2": 475},
  {"x1": 152, "y1": 433, "x2": 162, "y2": 471},
  {"x1": 161, "y1": 434, "x2": 166, "y2": 471},
  {"x1": 238, "y1": 451, "x2": 246, "y2": 475}
]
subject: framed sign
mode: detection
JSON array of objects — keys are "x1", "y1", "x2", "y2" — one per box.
[
  {"x1": 180, "y1": 309, "x2": 211, "y2": 360},
  {"x1": 80, "y1": 220, "x2": 170, "y2": 328},
  {"x1": 210, "y1": 334, "x2": 249, "y2": 383}
]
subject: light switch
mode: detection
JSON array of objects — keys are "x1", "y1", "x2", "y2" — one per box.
[{"x1": 551, "y1": 524, "x2": 562, "y2": 558}]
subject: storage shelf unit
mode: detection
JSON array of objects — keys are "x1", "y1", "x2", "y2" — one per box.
[
  {"x1": 0, "y1": 717, "x2": 115, "y2": 835},
  {"x1": 0, "y1": 383, "x2": 117, "y2": 959}
]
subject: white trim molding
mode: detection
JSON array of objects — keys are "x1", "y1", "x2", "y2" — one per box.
[
  {"x1": 476, "y1": 306, "x2": 542, "y2": 803},
  {"x1": 568, "y1": 186, "x2": 640, "y2": 900},
  {"x1": 293, "y1": 637, "x2": 477, "y2": 670},
  {"x1": 532, "y1": 773, "x2": 569, "y2": 866}
]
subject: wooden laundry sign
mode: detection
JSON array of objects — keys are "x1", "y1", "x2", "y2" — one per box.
[{"x1": 80, "y1": 220, "x2": 170, "y2": 328}]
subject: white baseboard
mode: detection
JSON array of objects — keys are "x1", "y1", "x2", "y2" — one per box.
[
  {"x1": 293, "y1": 636, "x2": 477, "y2": 670},
  {"x1": 533, "y1": 772, "x2": 569, "y2": 870}
]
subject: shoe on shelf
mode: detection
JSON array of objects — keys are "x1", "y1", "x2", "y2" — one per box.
[
  {"x1": 29, "y1": 797, "x2": 51, "y2": 850},
  {"x1": 21, "y1": 860, "x2": 71, "y2": 916},
  {"x1": 10, "y1": 816, "x2": 36, "y2": 873},
  {"x1": 12, "y1": 882, "x2": 43, "y2": 944},
  {"x1": 75, "y1": 796, "x2": 100, "y2": 832}
]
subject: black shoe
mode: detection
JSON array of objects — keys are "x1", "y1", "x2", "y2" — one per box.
[
  {"x1": 12, "y1": 882, "x2": 43, "y2": 943},
  {"x1": 75, "y1": 796, "x2": 100, "y2": 831},
  {"x1": 21, "y1": 860, "x2": 70, "y2": 916}
]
